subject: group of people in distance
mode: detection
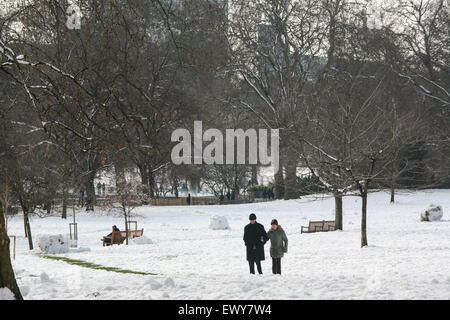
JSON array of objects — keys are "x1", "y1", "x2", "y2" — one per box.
[
  {"x1": 244, "y1": 213, "x2": 288, "y2": 275},
  {"x1": 78, "y1": 183, "x2": 106, "y2": 212}
]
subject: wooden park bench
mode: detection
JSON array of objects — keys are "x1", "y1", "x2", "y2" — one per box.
[
  {"x1": 103, "y1": 228, "x2": 144, "y2": 246},
  {"x1": 301, "y1": 220, "x2": 335, "y2": 234}
]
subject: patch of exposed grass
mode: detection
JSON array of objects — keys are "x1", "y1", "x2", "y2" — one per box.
[{"x1": 42, "y1": 255, "x2": 158, "y2": 276}]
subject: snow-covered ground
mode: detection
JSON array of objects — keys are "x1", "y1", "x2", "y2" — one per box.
[{"x1": 6, "y1": 189, "x2": 450, "y2": 300}]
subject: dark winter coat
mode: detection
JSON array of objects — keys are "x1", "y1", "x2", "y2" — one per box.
[
  {"x1": 243, "y1": 222, "x2": 269, "y2": 261},
  {"x1": 267, "y1": 226, "x2": 288, "y2": 258},
  {"x1": 103, "y1": 226, "x2": 120, "y2": 243}
]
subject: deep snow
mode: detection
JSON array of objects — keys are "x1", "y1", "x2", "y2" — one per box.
[{"x1": 5, "y1": 189, "x2": 450, "y2": 300}]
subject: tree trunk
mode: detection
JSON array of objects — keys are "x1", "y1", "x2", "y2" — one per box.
[
  {"x1": 284, "y1": 156, "x2": 298, "y2": 200},
  {"x1": 251, "y1": 166, "x2": 258, "y2": 186},
  {"x1": 24, "y1": 211, "x2": 33, "y2": 250},
  {"x1": 361, "y1": 187, "x2": 368, "y2": 248},
  {"x1": 0, "y1": 204, "x2": 23, "y2": 300},
  {"x1": 274, "y1": 158, "x2": 284, "y2": 199},
  {"x1": 115, "y1": 162, "x2": 129, "y2": 245},
  {"x1": 23, "y1": 212, "x2": 28, "y2": 238},
  {"x1": 390, "y1": 175, "x2": 396, "y2": 203},
  {"x1": 334, "y1": 194, "x2": 343, "y2": 230},
  {"x1": 274, "y1": 170, "x2": 283, "y2": 199},
  {"x1": 62, "y1": 182, "x2": 68, "y2": 219},
  {"x1": 148, "y1": 169, "x2": 155, "y2": 198},
  {"x1": 123, "y1": 206, "x2": 129, "y2": 246},
  {"x1": 85, "y1": 172, "x2": 96, "y2": 208},
  {"x1": 138, "y1": 164, "x2": 149, "y2": 195}
]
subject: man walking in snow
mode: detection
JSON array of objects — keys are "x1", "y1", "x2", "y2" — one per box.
[{"x1": 243, "y1": 213, "x2": 269, "y2": 274}]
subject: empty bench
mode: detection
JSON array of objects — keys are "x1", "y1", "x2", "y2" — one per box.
[
  {"x1": 103, "y1": 228, "x2": 144, "y2": 246},
  {"x1": 301, "y1": 220, "x2": 335, "y2": 234}
]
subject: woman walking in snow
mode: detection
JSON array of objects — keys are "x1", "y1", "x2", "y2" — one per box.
[{"x1": 267, "y1": 219, "x2": 288, "y2": 275}]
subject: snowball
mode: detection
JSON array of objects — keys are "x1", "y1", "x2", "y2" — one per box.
[
  {"x1": 209, "y1": 215, "x2": 231, "y2": 230},
  {"x1": 0, "y1": 287, "x2": 15, "y2": 300},
  {"x1": 19, "y1": 286, "x2": 29, "y2": 297},
  {"x1": 164, "y1": 277, "x2": 176, "y2": 288},
  {"x1": 146, "y1": 279, "x2": 163, "y2": 290},
  {"x1": 36, "y1": 234, "x2": 69, "y2": 254},
  {"x1": 130, "y1": 235, "x2": 153, "y2": 245},
  {"x1": 420, "y1": 204, "x2": 443, "y2": 222},
  {"x1": 40, "y1": 272, "x2": 50, "y2": 282}
]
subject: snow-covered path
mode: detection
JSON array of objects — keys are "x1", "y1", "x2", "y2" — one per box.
[{"x1": 7, "y1": 190, "x2": 450, "y2": 300}]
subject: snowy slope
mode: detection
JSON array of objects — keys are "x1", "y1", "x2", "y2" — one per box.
[{"x1": 6, "y1": 189, "x2": 450, "y2": 300}]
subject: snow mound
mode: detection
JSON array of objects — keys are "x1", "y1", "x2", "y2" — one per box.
[
  {"x1": 36, "y1": 234, "x2": 69, "y2": 254},
  {"x1": 40, "y1": 272, "x2": 50, "y2": 282},
  {"x1": 209, "y1": 215, "x2": 231, "y2": 230},
  {"x1": 146, "y1": 279, "x2": 163, "y2": 290},
  {"x1": 130, "y1": 235, "x2": 153, "y2": 245},
  {"x1": 19, "y1": 285, "x2": 29, "y2": 297},
  {"x1": 164, "y1": 277, "x2": 176, "y2": 288},
  {"x1": 70, "y1": 247, "x2": 91, "y2": 253},
  {"x1": 420, "y1": 204, "x2": 443, "y2": 222},
  {"x1": 0, "y1": 287, "x2": 15, "y2": 300}
]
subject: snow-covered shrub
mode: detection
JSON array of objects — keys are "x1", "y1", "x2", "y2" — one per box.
[
  {"x1": 130, "y1": 235, "x2": 153, "y2": 245},
  {"x1": 0, "y1": 287, "x2": 15, "y2": 300},
  {"x1": 209, "y1": 215, "x2": 230, "y2": 230},
  {"x1": 36, "y1": 234, "x2": 69, "y2": 254},
  {"x1": 420, "y1": 204, "x2": 443, "y2": 222}
]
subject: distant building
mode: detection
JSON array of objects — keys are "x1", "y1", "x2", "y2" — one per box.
[{"x1": 257, "y1": 24, "x2": 327, "y2": 83}]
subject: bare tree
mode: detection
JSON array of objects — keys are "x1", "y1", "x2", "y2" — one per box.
[
  {"x1": 103, "y1": 169, "x2": 148, "y2": 245},
  {"x1": 227, "y1": 0, "x2": 326, "y2": 199},
  {"x1": 393, "y1": 0, "x2": 449, "y2": 107}
]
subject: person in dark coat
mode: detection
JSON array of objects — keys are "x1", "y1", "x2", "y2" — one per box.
[
  {"x1": 243, "y1": 213, "x2": 269, "y2": 274},
  {"x1": 267, "y1": 219, "x2": 288, "y2": 275},
  {"x1": 102, "y1": 225, "x2": 120, "y2": 245},
  {"x1": 78, "y1": 184, "x2": 86, "y2": 207},
  {"x1": 186, "y1": 193, "x2": 191, "y2": 205}
]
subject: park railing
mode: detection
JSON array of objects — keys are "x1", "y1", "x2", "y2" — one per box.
[{"x1": 149, "y1": 195, "x2": 259, "y2": 206}]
